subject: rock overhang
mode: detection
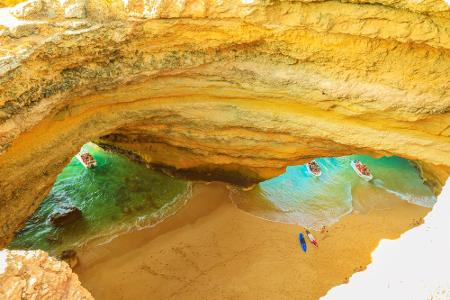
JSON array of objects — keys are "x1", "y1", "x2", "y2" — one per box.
[{"x1": 0, "y1": 0, "x2": 449, "y2": 247}]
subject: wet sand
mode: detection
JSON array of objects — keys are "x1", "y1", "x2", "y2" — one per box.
[{"x1": 74, "y1": 183, "x2": 430, "y2": 300}]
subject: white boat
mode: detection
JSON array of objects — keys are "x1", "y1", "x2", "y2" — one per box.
[
  {"x1": 76, "y1": 151, "x2": 97, "y2": 169},
  {"x1": 351, "y1": 160, "x2": 373, "y2": 181},
  {"x1": 306, "y1": 161, "x2": 322, "y2": 177}
]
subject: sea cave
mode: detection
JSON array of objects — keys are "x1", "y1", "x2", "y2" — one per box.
[{"x1": 0, "y1": 0, "x2": 449, "y2": 299}]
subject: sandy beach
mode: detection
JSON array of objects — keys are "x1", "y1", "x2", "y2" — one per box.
[{"x1": 75, "y1": 183, "x2": 430, "y2": 300}]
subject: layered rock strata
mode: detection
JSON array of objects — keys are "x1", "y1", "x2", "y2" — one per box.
[{"x1": 0, "y1": 0, "x2": 449, "y2": 246}]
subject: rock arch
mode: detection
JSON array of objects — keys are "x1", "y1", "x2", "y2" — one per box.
[{"x1": 0, "y1": 0, "x2": 449, "y2": 246}]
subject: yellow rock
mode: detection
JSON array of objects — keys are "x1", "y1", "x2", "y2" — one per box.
[
  {"x1": 0, "y1": 249, "x2": 93, "y2": 299},
  {"x1": 0, "y1": 0, "x2": 449, "y2": 246}
]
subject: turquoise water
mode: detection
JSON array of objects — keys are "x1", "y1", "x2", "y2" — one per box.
[
  {"x1": 9, "y1": 143, "x2": 191, "y2": 255},
  {"x1": 9, "y1": 147, "x2": 436, "y2": 253},
  {"x1": 230, "y1": 155, "x2": 436, "y2": 230}
]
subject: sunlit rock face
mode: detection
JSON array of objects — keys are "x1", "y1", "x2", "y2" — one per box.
[
  {"x1": 0, "y1": 0, "x2": 449, "y2": 246},
  {"x1": 0, "y1": 249, "x2": 93, "y2": 299}
]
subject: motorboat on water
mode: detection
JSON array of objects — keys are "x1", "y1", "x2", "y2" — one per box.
[
  {"x1": 76, "y1": 150, "x2": 97, "y2": 169},
  {"x1": 351, "y1": 160, "x2": 373, "y2": 181},
  {"x1": 306, "y1": 160, "x2": 322, "y2": 177}
]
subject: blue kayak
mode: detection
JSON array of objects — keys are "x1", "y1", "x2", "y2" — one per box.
[{"x1": 299, "y1": 233, "x2": 307, "y2": 252}]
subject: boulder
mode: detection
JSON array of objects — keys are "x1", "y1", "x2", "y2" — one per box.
[{"x1": 49, "y1": 206, "x2": 82, "y2": 227}]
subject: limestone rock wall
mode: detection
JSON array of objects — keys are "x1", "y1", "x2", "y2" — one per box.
[
  {"x1": 0, "y1": 249, "x2": 93, "y2": 299},
  {"x1": 0, "y1": 0, "x2": 449, "y2": 246}
]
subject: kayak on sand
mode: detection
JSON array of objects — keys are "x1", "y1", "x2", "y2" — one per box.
[
  {"x1": 306, "y1": 229, "x2": 318, "y2": 247},
  {"x1": 299, "y1": 233, "x2": 307, "y2": 253}
]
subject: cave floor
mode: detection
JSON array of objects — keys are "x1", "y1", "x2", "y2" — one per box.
[{"x1": 75, "y1": 183, "x2": 429, "y2": 300}]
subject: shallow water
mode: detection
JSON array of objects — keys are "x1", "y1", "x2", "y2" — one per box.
[
  {"x1": 9, "y1": 146, "x2": 436, "y2": 253},
  {"x1": 229, "y1": 155, "x2": 436, "y2": 230},
  {"x1": 9, "y1": 143, "x2": 191, "y2": 255}
]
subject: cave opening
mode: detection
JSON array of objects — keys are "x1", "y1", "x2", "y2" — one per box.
[
  {"x1": 0, "y1": 0, "x2": 448, "y2": 296},
  {"x1": 230, "y1": 154, "x2": 437, "y2": 230},
  {"x1": 7, "y1": 142, "x2": 192, "y2": 259},
  {"x1": 7, "y1": 140, "x2": 437, "y2": 267},
  {"x1": 2, "y1": 130, "x2": 443, "y2": 300}
]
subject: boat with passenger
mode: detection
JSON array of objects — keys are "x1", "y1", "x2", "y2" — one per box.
[
  {"x1": 306, "y1": 160, "x2": 322, "y2": 177},
  {"x1": 76, "y1": 150, "x2": 97, "y2": 169},
  {"x1": 351, "y1": 159, "x2": 372, "y2": 181}
]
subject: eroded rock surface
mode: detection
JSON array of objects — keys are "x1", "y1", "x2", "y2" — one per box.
[
  {"x1": 0, "y1": 249, "x2": 93, "y2": 299},
  {"x1": 0, "y1": 0, "x2": 449, "y2": 246}
]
